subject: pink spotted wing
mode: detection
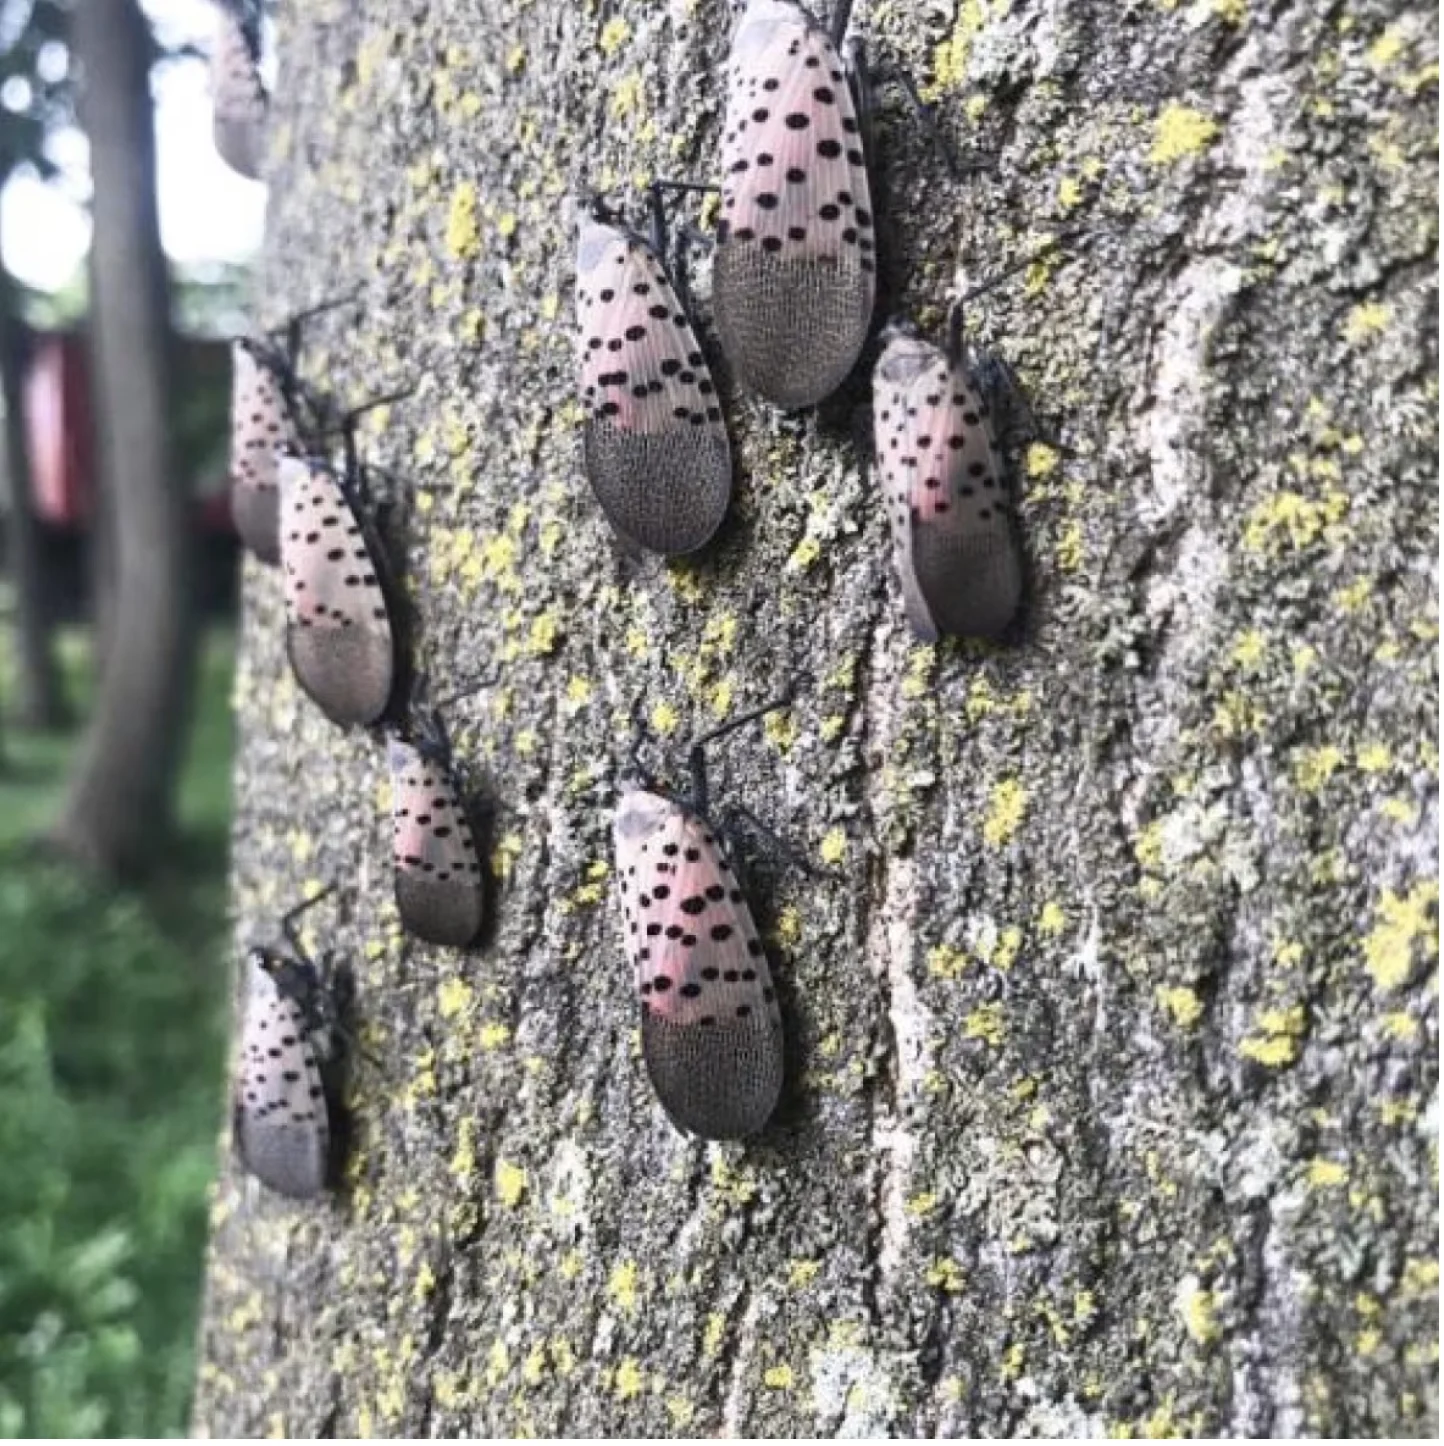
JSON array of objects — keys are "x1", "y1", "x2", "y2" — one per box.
[
  {"x1": 387, "y1": 735, "x2": 485, "y2": 947},
  {"x1": 229, "y1": 340, "x2": 296, "y2": 565},
  {"x1": 575, "y1": 210, "x2": 731, "y2": 555},
  {"x1": 873, "y1": 327, "x2": 1022, "y2": 641},
  {"x1": 713, "y1": 0, "x2": 876, "y2": 407},
  {"x1": 211, "y1": 8, "x2": 266, "y2": 181},
  {"x1": 233, "y1": 951, "x2": 330, "y2": 1199},
  {"x1": 278, "y1": 455, "x2": 395, "y2": 726},
  {"x1": 613, "y1": 786, "x2": 783, "y2": 1139}
]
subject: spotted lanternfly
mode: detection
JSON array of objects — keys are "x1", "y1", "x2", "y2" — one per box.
[
  {"x1": 873, "y1": 304, "x2": 1022, "y2": 641},
  {"x1": 229, "y1": 340, "x2": 298, "y2": 565},
  {"x1": 386, "y1": 709, "x2": 485, "y2": 948},
  {"x1": 278, "y1": 452, "x2": 395, "y2": 727},
  {"x1": 713, "y1": 0, "x2": 875, "y2": 408},
  {"x1": 614, "y1": 699, "x2": 793, "y2": 1140},
  {"x1": 575, "y1": 192, "x2": 732, "y2": 555},
  {"x1": 233, "y1": 891, "x2": 342, "y2": 1199},
  {"x1": 210, "y1": 3, "x2": 267, "y2": 181}
]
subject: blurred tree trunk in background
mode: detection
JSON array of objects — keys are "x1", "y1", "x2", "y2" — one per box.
[
  {"x1": 195, "y1": 0, "x2": 1436, "y2": 1437},
  {"x1": 1, "y1": 260, "x2": 69, "y2": 730},
  {"x1": 51, "y1": 0, "x2": 194, "y2": 876}
]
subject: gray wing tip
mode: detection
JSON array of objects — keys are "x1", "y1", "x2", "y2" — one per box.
[
  {"x1": 286, "y1": 625, "x2": 395, "y2": 727},
  {"x1": 394, "y1": 874, "x2": 485, "y2": 948},
  {"x1": 642, "y1": 1010, "x2": 784, "y2": 1140},
  {"x1": 237, "y1": 1123, "x2": 329, "y2": 1199},
  {"x1": 584, "y1": 424, "x2": 733, "y2": 556}
]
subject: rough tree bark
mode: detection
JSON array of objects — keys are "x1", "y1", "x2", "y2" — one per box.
[
  {"x1": 196, "y1": 1, "x2": 1437, "y2": 1437},
  {"x1": 52, "y1": 0, "x2": 195, "y2": 875}
]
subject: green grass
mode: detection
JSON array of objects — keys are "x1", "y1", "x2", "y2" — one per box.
[{"x1": 0, "y1": 629, "x2": 234, "y2": 1437}]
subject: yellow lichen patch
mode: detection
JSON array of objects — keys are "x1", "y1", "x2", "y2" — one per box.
[
  {"x1": 983, "y1": 779, "x2": 1028, "y2": 847},
  {"x1": 924, "y1": 0, "x2": 985, "y2": 99},
  {"x1": 819, "y1": 827, "x2": 847, "y2": 865},
  {"x1": 927, "y1": 943, "x2": 968, "y2": 979},
  {"x1": 492, "y1": 831, "x2": 524, "y2": 879},
  {"x1": 1334, "y1": 577, "x2": 1372, "y2": 612},
  {"x1": 763, "y1": 1363, "x2": 794, "y2": 1390},
  {"x1": 906, "y1": 1190, "x2": 939, "y2": 1217},
  {"x1": 650, "y1": 700, "x2": 679, "y2": 736},
  {"x1": 1356, "y1": 741, "x2": 1392, "y2": 774},
  {"x1": 764, "y1": 708, "x2": 798, "y2": 752},
  {"x1": 1026, "y1": 442, "x2": 1060, "y2": 478},
  {"x1": 598, "y1": 16, "x2": 631, "y2": 55},
  {"x1": 1000, "y1": 1342, "x2": 1026, "y2": 1380},
  {"x1": 446, "y1": 182, "x2": 481, "y2": 259},
  {"x1": 1230, "y1": 630, "x2": 1267, "y2": 669},
  {"x1": 526, "y1": 610, "x2": 560, "y2": 655},
  {"x1": 901, "y1": 645, "x2": 935, "y2": 700},
  {"x1": 1239, "y1": 1004, "x2": 1306, "y2": 1066},
  {"x1": 1057, "y1": 175, "x2": 1084, "y2": 211},
  {"x1": 1175, "y1": 1277, "x2": 1219, "y2": 1345},
  {"x1": 1212, "y1": 0, "x2": 1248, "y2": 24},
  {"x1": 1037, "y1": 901, "x2": 1068, "y2": 937},
  {"x1": 607, "y1": 1260, "x2": 640, "y2": 1314},
  {"x1": 1293, "y1": 744, "x2": 1345, "y2": 793},
  {"x1": 787, "y1": 1257, "x2": 822, "y2": 1288},
  {"x1": 709, "y1": 1152, "x2": 759, "y2": 1208},
  {"x1": 1306, "y1": 1157, "x2": 1348, "y2": 1187},
  {"x1": 702, "y1": 1312, "x2": 727, "y2": 1358},
  {"x1": 1149, "y1": 103, "x2": 1219, "y2": 164},
  {"x1": 550, "y1": 1337, "x2": 578, "y2": 1375},
  {"x1": 1157, "y1": 985, "x2": 1204, "y2": 1029},
  {"x1": 991, "y1": 926, "x2": 1023, "y2": 972},
  {"x1": 611, "y1": 72, "x2": 643, "y2": 119},
  {"x1": 927, "y1": 1257, "x2": 966, "y2": 1293},
  {"x1": 773, "y1": 906, "x2": 802, "y2": 947},
  {"x1": 613, "y1": 1357, "x2": 643, "y2": 1401},
  {"x1": 1367, "y1": 25, "x2": 1406, "y2": 67},
  {"x1": 495, "y1": 1159, "x2": 528, "y2": 1208},
  {"x1": 1402, "y1": 1257, "x2": 1439, "y2": 1295},
  {"x1": 965, "y1": 675, "x2": 997, "y2": 722},
  {"x1": 438, "y1": 977, "x2": 474, "y2": 1018},
  {"x1": 479, "y1": 1021, "x2": 511, "y2": 1050},
  {"x1": 1381, "y1": 1010, "x2": 1418, "y2": 1040},
  {"x1": 1242, "y1": 489, "x2": 1350, "y2": 554},
  {"x1": 964, "y1": 1003, "x2": 1006, "y2": 1047},
  {"x1": 1343, "y1": 301, "x2": 1392, "y2": 344},
  {"x1": 1273, "y1": 939, "x2": 1304, "y2": 968},
  {"x1": 787, "y1": 535, "x2": 822, "y2": 572},
  {"x1": 449, "y1": 1117, "x2": 477, "y2": 1183},
  {"x1": 1382, "y1": 796, "x2": 1421, "y2": 826},
  {"x1": 1056, "y1": 519, "x2": 1084, "y2": 572},
  {"x1": 520, "y1": 1344, "x2": 548, "y2": 1386},
  {"x1": 1361, "y1": 881, "x2": 1438, "y2": 991}
]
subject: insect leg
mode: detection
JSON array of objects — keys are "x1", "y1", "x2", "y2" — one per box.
[
  {"x1": 279, "y1": 884, "x2": 338, "y2": 967},
  {"x1": 687, "y1": 689, "x2": 799, "y2": 818},
  {"x1": 719, "y1": 801, "x2": 828, "y2": 879}
]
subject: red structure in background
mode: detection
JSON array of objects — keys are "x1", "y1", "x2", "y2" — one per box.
[
  {"x1": 21, "y1": 328, "x2": 234, "y2": 533},
  {"x1": 23, "y1": 331, "x2": 93, "y2": 527}
]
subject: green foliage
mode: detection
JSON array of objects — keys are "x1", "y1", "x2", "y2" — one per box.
[{"x1": 0, "y1": 631, "x2": 234, "y2": 1436}]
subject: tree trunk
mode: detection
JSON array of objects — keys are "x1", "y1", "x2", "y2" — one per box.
[
  {"x1": 1, "y1": 260, "x2": 69, "y2": 731},
  {"x1": 195, "y1": 1, "x2": 1437, "y2": 1436},
  {"x1": 52, "y1": 0, "x2": 195, "y2": 876}
]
